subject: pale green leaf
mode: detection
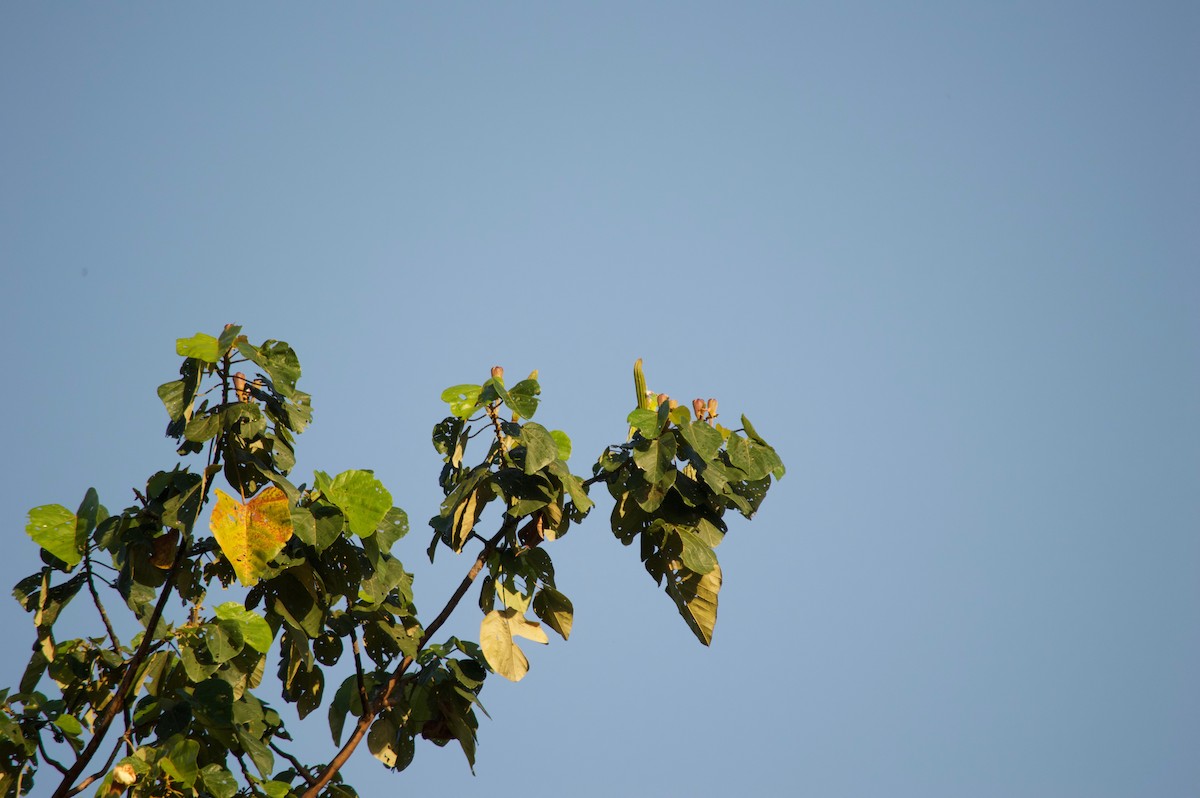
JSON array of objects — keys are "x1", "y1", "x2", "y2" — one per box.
[
  {"x1": 176, "y1": 332, "x2": 221, "y2": 363},
  {"x1": 213, "y1": 603, "x2": 274, "y2": 653},
  {"x1": 480, "y1": 609, "x2": 549, "y2": 682},
  {"x1": 323, "y1": 470, "x2": 392, "y2": 537},
  {"x1": 26, "y1": 504, "x2": 82, "y2": 568},
  {"x1": 550, "y1": 429, "x2": 572, "y2": 461},
  {"x1": 441, "y1": 384, "x2": 482, "y2": 419}
]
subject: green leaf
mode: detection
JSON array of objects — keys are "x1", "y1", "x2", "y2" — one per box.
[
  {"x1": 627, "y1": 408, "x2": 661, "y2": 439},
  {"x1": 160, "y1": 735, "x2": 200, "y2": 787},
  {"x1": 532, "y1": 587, "x2": 574, "y2": 640},
  {"x1": 213, "y1": 604, "x2": 274, "y2": 653},
  {"x1": 506, "y1": 379, "x2": 541, "y2": 419},
  {"x1": 53, "y1": 714, "x2": 82, "y2": 737},
  {"x1": 368, "y1": 716, "x2": 402, "y2": 768},
  {"x1": 550, "y1": 430, "x2": 572, "y2": 461},
  {"x1": 75, "y1": 487, "x2": 99, "y2": 543},
  {"x1": 727, "y1": 434, "x2": 782, "y2": 482},
  {"x1": 441, "y1": 384, "x2": 482, "y2": 419},
  {"x1": 677, "y1": 421, "x2": 723, "y2": 462},
  {"x1": 321, "y1": 470, "x2": 393, "y2": 538},
  {"x1": 238, "y1": 339, "x2": 302, "y2": 399},
  {"x1": 184, "y1": 411, "x2": 222, "y2": 443},
  {"x1": 205, "y1": 620, "x2": 245, "y2": 663},
  {"x1": 199, "y1": 764, "x2": 239, "y2": 798},
  {"x1": 375, "y1": 507, "x2": 409, "y2": 549},
  {"x1": 479, "y1": 609, "x2": 549, "y2": 682},
  {"x1": 235, "y1": 727, "x2": 274, "y2": 779},
  {"x1": 632, "y1": 434, "x2": 677, "y2": 485},
  {"x1": 521, "y1": 423, "x2": 559, "y2": 475},
  {"x1": 26, "y1": 504, "x2": 82, "y2": 569},
  {"x1": 176, "y1": 332, "x2": 221, "y2": 363},
  {"x1": 676, "y1": 527, "x2": 719, "y2": 575}
]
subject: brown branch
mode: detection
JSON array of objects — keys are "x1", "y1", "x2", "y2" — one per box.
[
  {"x1": 50, "y1": 541, "x2": 187, "y2": 798},
  {"x1": 269, "y1": 740, "x2": 317, "y2": 787},
  {"x1": 301, "y1": 525, "x2": 509, "y2": 798},
  {"x1": 65, "y1": 727, "x2": 131, "y2": 797}
]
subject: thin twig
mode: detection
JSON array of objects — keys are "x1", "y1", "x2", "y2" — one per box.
[
  {"x1": 37, "y1": 735, "x2": 68, "y2": 774},
  {"x1": 84, "y1": 550, "x2": 120, "y2": 651},
  {"x1": 269, "y1": 740, "x2": 317, "y2": 787},
  {"x1": 65, "y1": 730, "x2": 129, "y2": 797}
]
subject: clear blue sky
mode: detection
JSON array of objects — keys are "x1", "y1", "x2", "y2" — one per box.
[{"x1": 2, "y1": 3, "x2": 1197, "y2": 796}]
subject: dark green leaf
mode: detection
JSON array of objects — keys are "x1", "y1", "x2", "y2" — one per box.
[
  {"x1": 199, "y1": 764, "x2": 239, "y2": 798},
  {"x1": 521, "y1": 423, "x2": 559, "y2": 475}
]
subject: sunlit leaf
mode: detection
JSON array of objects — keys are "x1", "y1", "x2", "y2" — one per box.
[
  {"x1": 320, "y1": 470, "x2": 392, "y2": 538},
  {"x1": 26, "y1": 504, "x2": 81, "y2": 569},
  {"x1": 506, "y1": 379, "x2": 541, "y2": 419},
  {"x1": 479, "y1": 609, "x2": 549, "y2": 682},
  {"x1": 213, "y1": 602, "x2": 274, "y2": 653},
  {"x1": 209, "y1": 487, "x2": 295, "y2": 585},
  {"x1": 176, "y1": 332, "x2": 221, "y2": 363},
  {"x1": 550, "y1": 429, "x2": 572, "y2": 461},
  {"x1": 532, "y1": 587, "x2": 573, "y2": 640},
  {"x1": 666, "y1": 562, "x2": 722, "y2": 646},
  {"x1": 441, "y1": 384, "x2": 482, "y2": 419}
]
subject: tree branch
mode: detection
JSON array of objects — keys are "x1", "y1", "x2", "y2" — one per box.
[
  {"x1": 269, "y1": 740, "x2": 317, "y2": 787},
  {"x1": 301, "y1": 524, "x2": 509, "y2": 798},
  {"x1": 50, "y1": 542, "x2": 187, "y2": 798}
]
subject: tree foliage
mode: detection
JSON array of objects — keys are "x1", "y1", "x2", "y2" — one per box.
[{"x1": 0, "y1": 326, "x2": 783, "y2": 797}]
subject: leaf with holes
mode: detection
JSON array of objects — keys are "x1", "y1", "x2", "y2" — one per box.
[
  {"x1": 209, "y1": 487, "x2": 295, "y2": 585},
  {"x1": 479, "y1": 609, "x2": 549, "y2": 682}
]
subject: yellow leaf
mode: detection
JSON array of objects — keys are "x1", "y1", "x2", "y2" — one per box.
[
  {"x1": 209, "y1": 487, "x2": 294, "y2": 585},
  {"x1": 667, "y1": 561, "x2": 722, "y2": 646},
  {"x1": 480, "y1": 609, "x2": 549, "y2": 682}
]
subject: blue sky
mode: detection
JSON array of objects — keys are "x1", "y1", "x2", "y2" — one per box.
[{"x1": 2, "y1": 3, "x2": 1197, "y2": 796}]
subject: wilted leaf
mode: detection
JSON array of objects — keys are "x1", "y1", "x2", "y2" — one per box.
[
  {"x1": 532, "y1": 587, "x2": 574, "y2": 640},
  {"x1": 666, "y1": 562, "x2": 722, "y2": 646},
  {"x1": 209, "y1": 488, "x2": 295, "y2": 585},
  {"x1": 479, "y1": 609, "x2": 549, "y2": 682}
]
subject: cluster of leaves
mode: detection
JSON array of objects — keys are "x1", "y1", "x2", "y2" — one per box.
[
  {"x1": 431, "y1": 372, "x2": 593, "y2": 683},
  {"x1": 598, "y1": 400, "x2": 784, "y2": 644},
  {"x1": 0, "y1": 327, "x2": 782, "y2": 798}
]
